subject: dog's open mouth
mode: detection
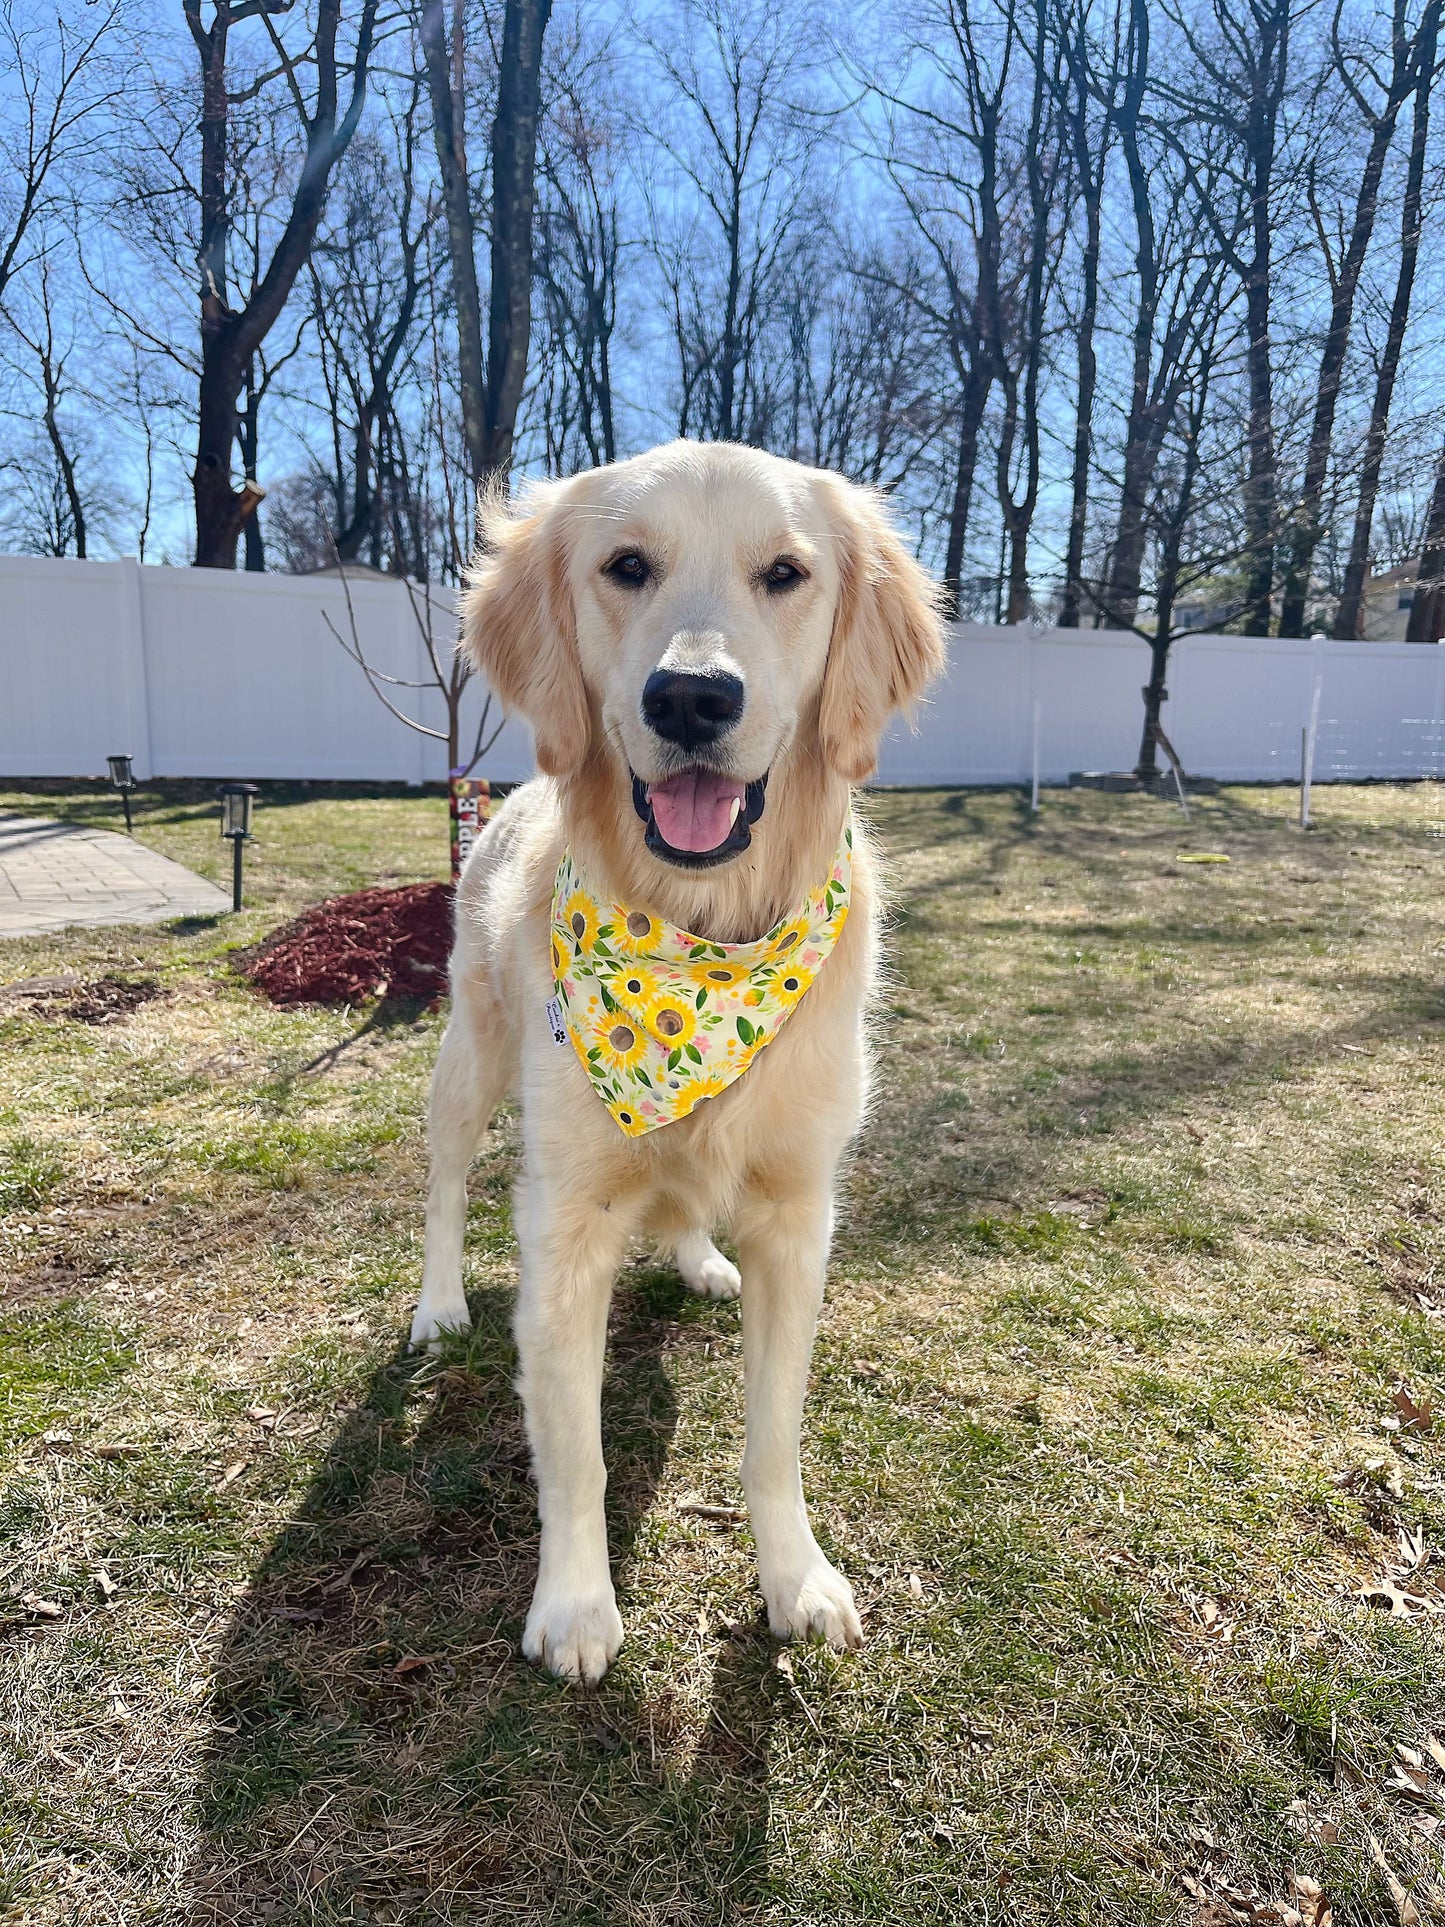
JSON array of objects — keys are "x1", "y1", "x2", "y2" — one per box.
[{"x1": 631, "y1": 768, "x2": 768, "y2": 867}]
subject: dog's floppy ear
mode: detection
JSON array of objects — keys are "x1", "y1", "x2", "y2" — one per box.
[
  {"x1": 817, "y1": 477, "x2": 946, "y2": 783},
  {"x1": 462, "y1": 478, "x2": 590, "y2": 776}
]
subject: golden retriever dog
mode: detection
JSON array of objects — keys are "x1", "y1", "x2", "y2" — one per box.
[{"x1": 410, "y1": 440, "x2": 944, "y2": 1681}]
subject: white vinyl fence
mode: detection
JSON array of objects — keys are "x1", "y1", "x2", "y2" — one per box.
[{"x1": 2, "y1": 553, "x2": 1443, "y2": 787}]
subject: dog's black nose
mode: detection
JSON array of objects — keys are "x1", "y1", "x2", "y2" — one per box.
[{"x1": 641, "y1": 669, "x2": 744, "y2": 749}]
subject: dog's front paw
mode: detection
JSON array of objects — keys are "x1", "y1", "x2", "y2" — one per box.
[
  {"x1": 762, "y1": 1555, "x2": 864, "y2": 1651},
  {"x1": 523, "y1": 1586, "x2": 624, "y2": 1682},
  {"x1": 408, "y1": 1293, "x2": 471, "y2": 1353}
]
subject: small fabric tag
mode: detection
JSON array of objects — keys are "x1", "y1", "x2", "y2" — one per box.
[{"x1": 544, "y1": 996, "x2": 567, "y2": 1046}]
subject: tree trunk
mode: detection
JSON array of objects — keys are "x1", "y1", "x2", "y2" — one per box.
[
  {"x1": 481, "y1": 0, "x2": 554, "y2": 480},
  {"x1": 1277, "y1": 35, "x2": 1413, "y2": 636},
  {"x1": 422, "y1": 0, "x2": 551, "y2": 497},
  {"x1": 1406, "y1": 438, "x2": 1445, "y2": 644},
  {"x1": 941, "y1": 354, "x2": 991, "y2": 617},
  {"x1": 1240, "y1": 263, "x2": 1276, "y2": 636},
  {"x1": 189, "y1": 0, "x2": 378, "y2": 568},
  {"x1": 420, "y1": 0, "x2": 487, "y2": 486},
  {"x1": 1059, "y1": 175, "x2": 1100, "y2": 627},
  {"x1": 1334, "y1": 6, "x2": 1438, "y2": 639},
  {"x1": 1135, "y1": 633, "x2": 1171, "y2": 780},
  {"x1": 1105, "y1": 0, "x2": 1160, "y2": 628},
  {"x1": 1058, "y1": 7, "x2": 1107, "y2": 628}
]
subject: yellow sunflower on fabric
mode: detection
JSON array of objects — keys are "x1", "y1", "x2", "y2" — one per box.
[
  {"x1": 683, "y1": 1071, "x2": 733, "y2": 1106},
  {"x1": 767, "y1": 917, "x2": 810, "y2": 961},
  {"x1": 603, "y1": 965, "x2": 653, "y2": 1010},
  {"x1": 646, "y1": 994, "x2": 698, "y2": 1049},
  {"x1": 562, "y1": 892, "x2": 599, "y2": 952},
  {"x1": 769, "y1": 964, "x2": 813, "y2": 1011},
  {"x1": 613, "y1": 906, "x2": 663, "y2": 954},
  {"x1": 595, "y1": 1017, "x2": 649, "y2": 1074},
  {"x1": 683, "y1": 956, "x2": 751, "y2": 988}
]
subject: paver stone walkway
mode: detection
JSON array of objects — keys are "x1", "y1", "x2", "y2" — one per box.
[{"x1": 0, "y1": 813, "x2": 231, "y2": 939}]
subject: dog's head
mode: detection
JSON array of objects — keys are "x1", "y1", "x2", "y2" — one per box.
[{"x1": 464, "y1": 441, "x2": 944, "y2": 868}]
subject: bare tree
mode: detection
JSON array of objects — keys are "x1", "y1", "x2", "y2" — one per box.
[
  {"x1": 1159, "y1": 0, "x2": 1302, "y2": 637},
  {"x1": 642, "y1": 0, "x2": 819, "y2": 445},
  {"x1": 1136, "y1": 310, "x2": 1227, "y2": 777},
  {"x1": 186, "y1": 0, "x2": 379, "y2": 568},
  {"x1": 1054, "y1": 0, "x2": 1120, "y2": 625},
  {"x1": 1332, "y1": 0, "x2": 1440, "y2": 637},
  {"x1": 533, "y1": 27, "x2": 626, "y2": 470},
  {"x1": 1278, "y1": 0, "x2": 1437, "y2": 635},
  {"x1": 420, "y1": 0, "x2": 552, "y2": 493},
  {"x1": 4, "y1": 255, "x2": 88, "y2": 555},
  {"x1": 877, "y1": 0, "x2": 1012, "y2": 614},
  {"x1": 0, "y1": 1, "x2": 123, "y2": 308},
  {"x1": 993, "y1": 0, "x2": 1067, "y2": 622},
  {"x1": 1097, "y1": 0, "x2": 1238, "y2": 630},
  {"x1": 306, "y1": 94, "x2": 437, "y2": 569},
  {"x1": 1405, "y1": 437, "x2": 1445, "y2": 643}
]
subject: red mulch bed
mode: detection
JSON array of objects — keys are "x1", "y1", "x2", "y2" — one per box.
[{"x1": 240, "y1": 882, "x2": 454, "y2": 1008}]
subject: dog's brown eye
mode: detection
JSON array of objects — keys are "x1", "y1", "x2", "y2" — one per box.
[
  {"x1": 605, "y1": 551, "x2": 650, "y2": 588},
  {"x1": 764, "y1": 557, "x2": 805, "y2": 592}
]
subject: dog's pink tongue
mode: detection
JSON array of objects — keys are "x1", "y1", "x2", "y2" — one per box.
[{"x1": 647, "y1": 770, "x2": 746, "y2": 852}]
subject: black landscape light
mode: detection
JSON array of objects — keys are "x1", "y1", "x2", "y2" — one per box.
[
  {"x1": 217, "y1": 783, "x2": 259, "y2": 912},
  {"x1": 107, "y1": 754, "x2": 137, "y2": 834}
]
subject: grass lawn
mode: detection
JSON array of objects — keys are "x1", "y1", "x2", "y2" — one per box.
[{"x1": 0, "y1": 777, "x2": 1442, "y2": 1927}]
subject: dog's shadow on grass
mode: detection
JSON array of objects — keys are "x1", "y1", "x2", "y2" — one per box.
[{"x1": 189, "y1": 1272, "x2": 786, "y2": 1925}]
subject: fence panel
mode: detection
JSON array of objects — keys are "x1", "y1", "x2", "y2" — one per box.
[{"x1": 2, "y1": 556, "x2": 1441, "y2": 787}]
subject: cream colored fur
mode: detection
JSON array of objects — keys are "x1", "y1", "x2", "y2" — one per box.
[{"x1": 410, "y1": 440, "x2": 944, "y2": 1682}]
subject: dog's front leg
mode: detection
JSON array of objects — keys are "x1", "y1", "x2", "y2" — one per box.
[
  {"x1": 736, "y1": 1185, "x2": 863, "y2": 1650},
  {"x1": 514, "y1": 1183, "x2": 635, "y2": 1682}
]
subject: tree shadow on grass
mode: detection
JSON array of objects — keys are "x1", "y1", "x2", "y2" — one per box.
[{"x1": 188, "y1": 1273, "x2": 786, "y2": 1927}]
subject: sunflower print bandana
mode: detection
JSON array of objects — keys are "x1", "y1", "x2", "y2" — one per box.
[{"x1": 550, "y1": 821, "x2": 853, "y2": 1136}]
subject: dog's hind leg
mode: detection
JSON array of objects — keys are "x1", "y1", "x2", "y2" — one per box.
[
  {"x1": 410, "y1": 1001, "x2": 512, "y2": 1351},
  {"x1": 673, "y1": 1228, "x2": 742, "y2": 1302}
]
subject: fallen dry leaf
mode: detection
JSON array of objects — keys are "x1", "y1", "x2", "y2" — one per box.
[
  {"x1": 91, "y1": 1443, "x2": 140, "y2": 1461},
  {"x1": 93, "y1": 1569, "x2": 118, "y2": 1603},
  {"x1": 1283, "y1": 1798, "x2": 1340, "y2": 1847},
  {"x1": 243, "y1": 1405, "x2": 278, "y2": 1430},
  {"x1": 392, "y1": 1654, "x2": 438, "y2": 1676},
  {"x1": 1366, "y1": 1831, "x2": 1421, "y2": 1925},
  {"x1": 908, "y1": 1572, "x2": 924, "y2": 1600},
  {"x1": 1199, "y1": 1598, "x2": 1237, "y2": 1642},
  {"x1": 1288, "y1": 1872, "x2": 1332, "y2": 1927},
  {"x1": 1397, "y1": 1526, "x2": 1427, "y2": 1575},
  {"x1": 1425, "y1": 1734, "x2": 1445, "y2": 1774},
  {"x1": 1394, "y1": 1385, "x2": 1433, "y2": 1435},
  {"x1": 219, "y1": 1458, "x2": 250, "y2": 1488},
  {"x1": 1357, "y1": 1578, "x2": 1435, "y2": 1619},
  {"x1": 19, "y1": 1593, "x2": 63, "y2": 1620},
  {"x1": 774, "y1": 1649, "x2": 794, "y2": 1678}
]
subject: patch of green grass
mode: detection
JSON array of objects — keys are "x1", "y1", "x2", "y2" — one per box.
[
  {"x1": 0, "y1": 1305, "x2": 136, "y2": 1442},
  {"x1": 0, "y1": 1135, "x2": 64, "y2": 1211}
]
